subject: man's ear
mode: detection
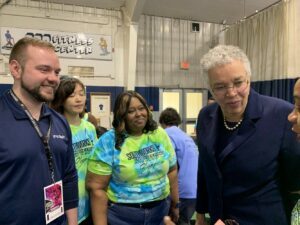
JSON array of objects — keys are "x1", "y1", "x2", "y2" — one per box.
[{"x1": 9, "y1": 60, "x2": 22, "y2": 79}]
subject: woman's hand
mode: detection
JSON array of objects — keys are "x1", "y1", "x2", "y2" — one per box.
[
  {"x1": 164, "y1": 216, "x2": 175, "y2": 225},
  {"x1": 169, "y1": 206, "x2": 179, "y2": 223}
]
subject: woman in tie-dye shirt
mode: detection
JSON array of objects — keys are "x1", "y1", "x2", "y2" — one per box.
[
  {"x1": 87, "y1": 91, "x2": 179, "y2": 225},
  {"x1": 51, "y1": 77, "x2": 97, "y2": 225}
]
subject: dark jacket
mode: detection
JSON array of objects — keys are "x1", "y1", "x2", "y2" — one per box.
[{"x1": 196, "y1": 89, "x2": 300, "y2": 225}]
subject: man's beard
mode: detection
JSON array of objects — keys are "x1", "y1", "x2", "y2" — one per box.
[{"x1": 21, "y1": 79, "x2": 55, "y2": 103}]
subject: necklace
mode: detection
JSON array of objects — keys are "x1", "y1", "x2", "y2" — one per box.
[{"x1": 223, "y1": 116, "x2": 243, "y2": 131}]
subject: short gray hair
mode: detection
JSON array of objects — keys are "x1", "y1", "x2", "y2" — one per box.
[{"x1": 200, "y1": 45, "x2": 251, "y2": 78}]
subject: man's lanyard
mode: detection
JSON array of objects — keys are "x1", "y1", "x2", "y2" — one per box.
[{"x1": 10, "y1": 90, "x2": 55, "y2": 183}]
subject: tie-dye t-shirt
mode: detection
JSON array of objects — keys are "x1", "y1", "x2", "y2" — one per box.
[
  {"x1": 88, "y1": 127, "x2": 176, "y2": 203},
  {"x1": 70, "y1": 119, "x2": 97, "y2": 223},
  {"x1": 292, "y1": 199, "x2": 300, "y2": 225}
]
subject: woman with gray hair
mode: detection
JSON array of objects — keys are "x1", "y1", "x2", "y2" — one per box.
[{"x1": 191, "y1": 45, "x2": 300, "y2": 225}]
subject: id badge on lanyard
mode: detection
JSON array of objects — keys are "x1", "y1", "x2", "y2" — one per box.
[
  {"x1": 10, "y1": 90, "x2": 65, "y2": 224},
  {"x1": 44, "y1": 180, "x2": 64, "y2": 224}
]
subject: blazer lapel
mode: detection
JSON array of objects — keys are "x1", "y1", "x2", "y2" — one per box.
[
  {"x1": 205, "y1": 106, "x2": 221, "y2": 158},
  {"x1": 218, "y1": 89, "x2": 263, "y2": 163}
]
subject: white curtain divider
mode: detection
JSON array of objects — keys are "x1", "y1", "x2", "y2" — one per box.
[
  {"x1": 225, "y1": 0, "x2": 299, "y2": 81},
  {"x1": 136, "y1": 15, "x2": 222, "y2": 89}
]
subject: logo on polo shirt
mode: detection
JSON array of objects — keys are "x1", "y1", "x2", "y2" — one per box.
[{"x1": 53, "y1": 134, "x2": 66, "y2": 139}]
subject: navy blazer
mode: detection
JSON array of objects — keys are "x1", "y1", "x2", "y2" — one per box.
[{"x1": 196, "y1": 89, "x2": 300, "y2": 225}]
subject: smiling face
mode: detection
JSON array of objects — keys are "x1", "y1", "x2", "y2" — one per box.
[
  {"x1": 11, "y1": 45, "x2": 60, "y2": 103},
  {"x1": 63, "y1": 83, "x2": 86, "y2": 117},
  {"x1": 209, "y1": 60, "x2": 250, "y2": 121},
  {"x1": 125, "y1": 97, "x2": 148, "y2": 136}
]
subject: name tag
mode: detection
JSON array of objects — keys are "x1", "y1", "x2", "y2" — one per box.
[{"x1": 44, "y1": 180, "x2": 64, "y2": 224}]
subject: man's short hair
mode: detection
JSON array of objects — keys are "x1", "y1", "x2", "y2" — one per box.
[
  {"x1": 9, "y1": 37, "x2": 55, "y2": 69},
  {"x1": 159, "y1": 107, "x2": 182, "y2": 126}
]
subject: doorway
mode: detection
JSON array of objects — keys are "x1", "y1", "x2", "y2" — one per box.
[{"x1": 159, "y1": 88, "x2": 208, "y2": 137}]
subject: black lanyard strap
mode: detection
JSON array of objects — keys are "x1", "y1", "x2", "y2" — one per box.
[{"x1": 10, "y1": 90, "x2": 55, "y2": 183}]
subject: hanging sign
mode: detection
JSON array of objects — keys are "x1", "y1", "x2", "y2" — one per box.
[{"x1": 0, "y1": 27, "x2": 112, "y2": 60}]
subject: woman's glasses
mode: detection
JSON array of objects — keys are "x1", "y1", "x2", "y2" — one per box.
[{"x1": 212, "y1": 79, "x2": 249, "y2": 96}]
